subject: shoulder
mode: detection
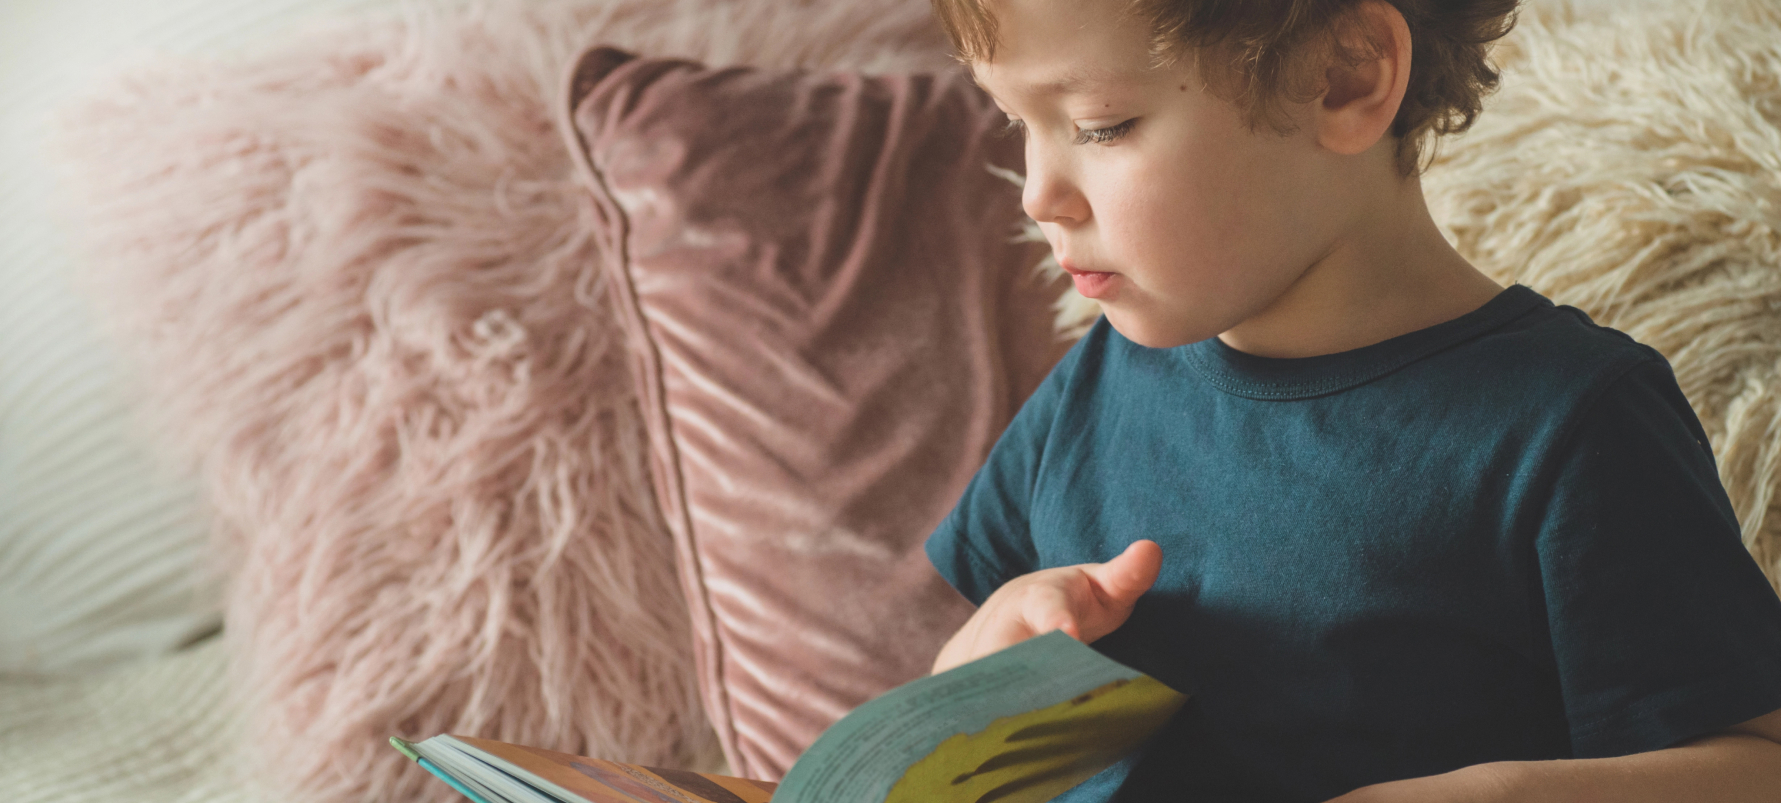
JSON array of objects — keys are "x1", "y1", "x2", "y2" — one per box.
[
  {"x1": 1384, "y1": 288, "x2": 1711, "y2": 500},
  {"x1": 1472, "y1": 290, "x2": 1666, "y2": 393},
  {"x1": 1495, "y1": 297, "x2": 1732, "y2": 538},
  {"x1": 1433, "y1": 289, "x2": 1678, "y2": 434}
]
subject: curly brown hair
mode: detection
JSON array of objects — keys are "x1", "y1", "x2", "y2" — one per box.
[{"x1": 932, "y1": 0, "x2": 1520, "y2": 176}]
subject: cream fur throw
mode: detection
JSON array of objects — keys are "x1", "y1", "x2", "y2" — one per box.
[
  {"x1": 1045, "y1": 0, "x2": 1781, "y2": 592},
  {"x1": 55, "y1": 1, "x2": 952, "y2": 802}
]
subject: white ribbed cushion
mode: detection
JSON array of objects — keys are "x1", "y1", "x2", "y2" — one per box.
[
  {"x1": 0, "y1": 637, "x2": 248, "y2": 803},
  {"x1": 0, "y1": 0, "x2": 406, "y2": 675}
]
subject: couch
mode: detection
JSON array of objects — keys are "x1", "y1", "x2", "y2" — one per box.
[{"x1": 5, "y1": 0, "x2": 1778, "y2": 802}]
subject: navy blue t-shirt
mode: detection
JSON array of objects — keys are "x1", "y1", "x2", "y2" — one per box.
[{"x1": 924, "y1": 285, "x2": 1781, "y2": 802}]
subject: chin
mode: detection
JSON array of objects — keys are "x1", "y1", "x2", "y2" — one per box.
[{"x1": 1101, "y1": 307, "x2": 1214, "y2": 350}]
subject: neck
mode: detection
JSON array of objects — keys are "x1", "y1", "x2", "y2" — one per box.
[{"x1": 1216, "y1": 178, "x2": 1502, "y2": 359}]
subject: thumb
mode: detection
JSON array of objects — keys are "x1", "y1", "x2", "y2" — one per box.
[{"x1": 1087, "y1": 539, "x2": 1162, "y2": 606}]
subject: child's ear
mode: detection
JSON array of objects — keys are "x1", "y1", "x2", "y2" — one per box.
[{"x1": 1314, "y1": 0, "x2": 1412, "y2": 157}]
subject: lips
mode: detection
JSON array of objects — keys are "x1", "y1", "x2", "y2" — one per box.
[
  {"x1": 1058, "y1": 258, "x2": 1119, "y2": 300},
  {"x1": 1058, "y1": 256, "x2": 1112, "y2": 276}
]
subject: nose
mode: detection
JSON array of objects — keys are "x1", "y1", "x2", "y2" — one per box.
[{"x1": 1021, "y1": 145, "x2": 1089, "y2": 226}]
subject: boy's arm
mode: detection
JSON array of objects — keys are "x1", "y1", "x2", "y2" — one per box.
[{"x1": 1325, "y1": 706, "x2": 1781, "y2": 803}]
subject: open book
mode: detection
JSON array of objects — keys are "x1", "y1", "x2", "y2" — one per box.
[{"x1": 392, "y1": 631, "x2": 1187, "y2": 803}]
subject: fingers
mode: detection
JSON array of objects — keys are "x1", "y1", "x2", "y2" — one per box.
[
  {"x1": 933, "y1": 540, "x2": 1164, "y2": 672},
  {"x1": 1086, "y1": 539, "x2": 1162, "y2": 605},
  {"x1": 1051, "y1": 540, "x2": 1162, "y2": 644},
  {"x1": 933, "y1": 588, "x2": 1057, "y2": 674},
  {"x1": 1031, "y1": 605, "x2": 1080, "y2": 641}
]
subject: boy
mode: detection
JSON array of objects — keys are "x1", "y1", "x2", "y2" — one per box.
[{"x1": 920, "y1": 0, "x2": 1781, "y2": 801}]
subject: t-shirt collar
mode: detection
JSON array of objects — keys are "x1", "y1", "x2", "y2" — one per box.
[{"x1": 1179, "y1": 284, "x2": 1549, "y2": 400}]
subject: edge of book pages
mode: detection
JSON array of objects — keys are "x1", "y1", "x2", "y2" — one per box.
[
  {"x1": 394, "y1": 631, "x2": 1188, "y2": 803},
  {"x1": 393, "y1": 734, "x2": 775, "y2": 803}
]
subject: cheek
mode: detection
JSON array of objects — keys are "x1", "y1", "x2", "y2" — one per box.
[
  {"x1": 1094, "y1": 153, "x2": 1246, "y2": 269},
  {"x1": 1108, "y1": 125, "x2": 1315, "y2": 276}
]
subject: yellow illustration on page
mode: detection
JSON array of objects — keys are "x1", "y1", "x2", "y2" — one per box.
[{"x1": 883, "y1": 675, "x2": 1186, "y2": 803}]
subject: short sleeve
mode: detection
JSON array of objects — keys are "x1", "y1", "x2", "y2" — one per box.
[
  {"x1": 1536, "y1": 358, "x2": 1781, "y2": 757},
  {"x1": 924, "y1": 326, "x2": 1092, "y2": 605}
]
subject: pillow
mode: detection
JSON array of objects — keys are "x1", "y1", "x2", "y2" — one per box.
[
  {"x1": 55, "y1": 0, "x2": 963, "y2": 801},
  {"x1": 561, "y1": 46, "x2": 1070, "y2": 779},
  {"x1": 1422, "y1": 0, "x2": 1781, "y2": 591}
]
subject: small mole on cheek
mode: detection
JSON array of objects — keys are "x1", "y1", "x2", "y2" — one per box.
[{"x1": 1179, "y1": 84, "x2": 1187, "y2": 91}]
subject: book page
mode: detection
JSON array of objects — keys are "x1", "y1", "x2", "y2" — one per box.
[
  {"x1": 449, "y1": 736, "x2": 776, "y2": 803},
  {"x1": 772, "y1": 631, "x2": 1186, "y2": 803}
]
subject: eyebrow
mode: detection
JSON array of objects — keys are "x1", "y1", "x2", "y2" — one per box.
[{"x1": 972, "y1": 65, "x2": 1125, "y2": 103}]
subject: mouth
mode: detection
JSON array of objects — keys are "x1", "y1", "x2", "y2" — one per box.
[{"x1": 1058, "y1": 258, "x2": 1120, "y2": 300}]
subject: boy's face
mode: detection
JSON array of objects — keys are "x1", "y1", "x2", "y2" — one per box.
[{"x1": 972, "y1": 0, "x2": 1357, "y2": 349}]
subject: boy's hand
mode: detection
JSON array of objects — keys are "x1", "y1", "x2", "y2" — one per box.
[{"x1": 932, "y1": 540, "x2": 1163, "y2": 674}]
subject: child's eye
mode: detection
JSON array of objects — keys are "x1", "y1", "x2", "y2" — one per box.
[
  {"x1": 1074, "y1": 119, "x2": 1137, "y2": 145},
  {"x1": 999, "y1": 118, "x2": 1027, "y2": 140}
]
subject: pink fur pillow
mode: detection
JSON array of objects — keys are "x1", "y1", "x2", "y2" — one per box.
[
  {"x1": 561, "y1": 46, "x2": 1070, "y2": 779},
  {"x1": 54, "y1": 1, "x2": 964, "y2": 801}
]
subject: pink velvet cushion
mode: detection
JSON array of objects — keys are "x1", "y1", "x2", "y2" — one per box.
[{"x1": 560, "y1": 46, "x2": 1069, "y2": 779}]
